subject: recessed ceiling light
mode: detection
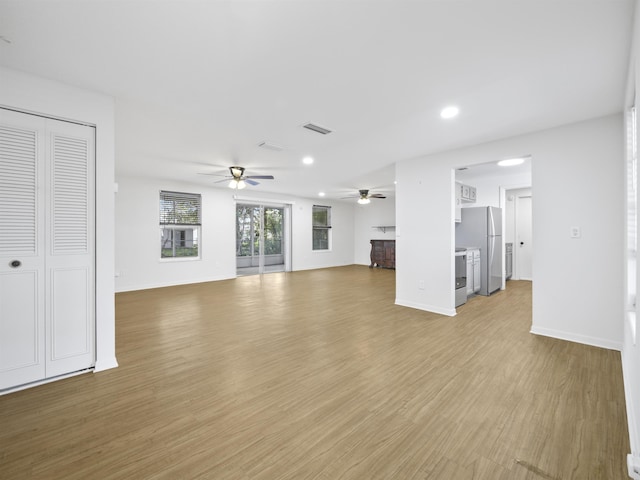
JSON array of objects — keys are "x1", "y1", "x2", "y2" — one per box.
[
  {"x1": 318, "y1": 192, "x2": 325, "y2": 197},
  {"x1": 303, "y1": 156, "x2": 314, "y2": 165},
  {"x1": 497, "y1": 157, "x2": 526, "y2": 167},
  {"x1": 440, "y1": 106, "x2": 459, "y2": 119}
]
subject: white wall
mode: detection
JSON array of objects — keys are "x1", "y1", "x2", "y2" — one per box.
[
  {"x1": 0, "y1": 67, "x2": 117, "y2": 372},
  {"x1": 396, "y1": 114, "x2": 624, "y2": 350},
  {"x1": 353, "y1": 198, "x2": 397, "y2": 266},
  {"x1": 115, "y1": 176, "x2": 355, "y2": 292},
  {"x1": 622, "y1": 1, "x2": 640, "y2": 472},
  {"x1": 290, "y1": 197, "x2": 355, "y2": 272},
  {"x1": 461, "y1": 170, "x2": 532, "y2": 208},
  {"x1": 115, "y1": 176, "x2": 236, "y2": 291}
]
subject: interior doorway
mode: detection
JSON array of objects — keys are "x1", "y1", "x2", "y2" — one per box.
[
  {"x1": 236, "y1": 203, "x2": 291, "y2": 276},
  {"x1": 455, "y1": 156, "x2": 532, "y2": 294},
  {"x1": 504, "y1": 188, "x2": 533, "y2": 281}
]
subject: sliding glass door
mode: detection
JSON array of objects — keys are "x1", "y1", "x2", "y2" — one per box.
[{"x1": 236, "y1": 203, "x2": 290, "y2": 276}]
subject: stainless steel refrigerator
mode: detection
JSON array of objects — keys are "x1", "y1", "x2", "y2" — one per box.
[{"x1": 456, "y1": 206, "x2": 503, "y2": 296}]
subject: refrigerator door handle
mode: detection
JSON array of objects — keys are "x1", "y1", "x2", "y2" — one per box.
[
  {"x1": 488, "y1": 237, "x2": 494, "y2": 277},
  {"x1": 488, "y1": 208, "x2": 495, "y2": 236}
]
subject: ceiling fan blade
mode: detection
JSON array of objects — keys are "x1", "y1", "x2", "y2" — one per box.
[
  {"x1": 245, "y1": 179, "x2": 260, "y2": 186},
  {"x1": 198, "y1": 172, "x2": 228, "y2": 177},
  {"x1": 214, "y1": 178, "x2": 231, "y2": 184},
  {"x1": 245, "y1": 175, "x2": 274, "y2": 180},
  {"x1": 369, "y1": 194, "x2": 387, "y2": 198}
]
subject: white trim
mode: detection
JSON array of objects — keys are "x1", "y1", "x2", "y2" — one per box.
[
  {"x1": 395, "y1": 298, "x2": 456, "y2": 317},
  {"x1": 159, "y1": 256, "x2": 201, "y2": 263},
  {"x1": 94, "y1": 357, "x2": 118, "y2": 372},
  {"x1": 114, "y1": 274, "x2": 235, "y2": 293},
  {"x1": 0, "y1": 368, "x2": 93, "y2": 396},
  {"x1": 530, "y1": 325, "x2": 622, "y2": 351},
  {"x1": 233, "y1": 194, "x2": 295, "y2": 206},
  {"x1": 628, "y1": 453, "x2": 640, "y2": 480},
  {"x1": 623, "y1": 355, "x2": 640, "y2": 465}
]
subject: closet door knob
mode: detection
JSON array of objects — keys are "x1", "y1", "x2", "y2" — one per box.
[{"x1": 10, "y1": 260, "x2": 21, "y2": 268}]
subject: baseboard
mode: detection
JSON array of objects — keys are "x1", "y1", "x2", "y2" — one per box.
[
  {"x1": 0, "y1": 368, "x2": 93, "y2": 396},
  {"x1": 115, "y1": 274, "x2": 235, "y2": 293},
  {"x1": 94, "y1": 357, "x2": 119, "y2": 372},
  {"x1": 530, "y1": 325, "x2": 622, "y2": 351},
  {"x1": 394, "y1": 298, "x2": 456, "y2": 317}
]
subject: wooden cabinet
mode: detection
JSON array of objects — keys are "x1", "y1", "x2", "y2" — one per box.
[{"x1": 370, "y1": 240, "x2": 395, "y2": 269}]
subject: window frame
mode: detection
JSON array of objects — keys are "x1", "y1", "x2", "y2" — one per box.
[
  {"x1": 312, "y1": 205, "x2": 332, "y2": 251},
  {"x1": 159, "y1": 190, "x2": 202, "y2": 261}
]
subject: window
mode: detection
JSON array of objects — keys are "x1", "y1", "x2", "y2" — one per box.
[
  {"x1": 160, "y1": 190, "x2": 201, "y2": 259},
  {"x1": 312, "y1": 205, "x2": 331, "y2": 250}
]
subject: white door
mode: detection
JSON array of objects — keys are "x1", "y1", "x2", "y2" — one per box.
[
  {"x1": 45, "y1": 119, "x2": 95, "y2": 378},
  {"x1": 0, "y1": 109, "x2": 95, "y2": 390},
  {"x1": 516, "y1": 195, "x2": 533, "y2": 280},
  {"x1": 0, "y1": 110, "x2": 47, "y2": 388}
]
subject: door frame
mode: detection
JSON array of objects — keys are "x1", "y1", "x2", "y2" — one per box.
[
  {"x1": 0, "y1": 107, "x2": 97, "y2": 392},
  {"x1": 234, "y1": 197, "x2": 292, "y2": 275},
  {"x1": 500, "y1": 184, "x2": 533, "y2": 285},
  {"x1": 515, "y1": 194, "x2": 533, "y2": 281}
]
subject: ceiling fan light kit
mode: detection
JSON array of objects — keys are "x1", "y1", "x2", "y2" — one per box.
[
  {"x1": 200, "y1": 165, "x2": 274, "y2": 189},
  {"x1": 341, "y1": 189, "x2": 387, "y2": 204},
  {"x1": 229, "y1": 179, "x2": 247, "y2": 189}
]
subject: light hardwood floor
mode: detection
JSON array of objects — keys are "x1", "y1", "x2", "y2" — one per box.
[{"x1": 0, "y1": 266, "x2": 630, "y2": 479}]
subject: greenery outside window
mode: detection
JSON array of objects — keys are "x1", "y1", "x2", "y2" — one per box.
[
  {"x1": 236, "y1": 205, "x2": 283, "y2": 257},
  {"x1": 312, "y1": 205, "x2": 331, "y2": 250},
  {"x1": 160, "y1": 190, "x2": 201, "y2": 259}
]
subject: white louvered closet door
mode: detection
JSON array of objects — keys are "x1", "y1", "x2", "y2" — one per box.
[
  {"x1": 0, "y1": 108, "x2": 95, "y2": 390},
  {"x1": 45, "y1": 118, "x2": 95, "y2": 378},
  {"x1": 0, "y1": 109, "x2": 47, "y2": 389}
]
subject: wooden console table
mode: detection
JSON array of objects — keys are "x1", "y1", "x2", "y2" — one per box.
[{"x1": 370, "y1": 239, "x2": 395, "y2": 269}]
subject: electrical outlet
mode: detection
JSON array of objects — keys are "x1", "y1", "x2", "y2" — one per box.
[
  {"x1": 570, "y1": 226, "x2": 581, "y2": 238},
  {"x1": 418, "y1": 280, "x2": 425, "y2": 290}
]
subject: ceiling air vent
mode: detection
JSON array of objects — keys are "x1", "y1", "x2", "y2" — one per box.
[
  {"x1": 303, "y1": 122, "x2": 332, "y2": 135},
  {"x1": 258, "y1": 141, "x2": 284, "y2": 151}
]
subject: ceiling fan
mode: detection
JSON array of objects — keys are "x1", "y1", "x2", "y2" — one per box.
[
  {"x1": 200, "y1": 166, "x2": 275, "y2": 189},
  {"x1": 342, "y1": 189, "x2": 387, "y2": 204}
]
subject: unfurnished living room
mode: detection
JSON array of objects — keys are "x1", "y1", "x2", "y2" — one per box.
[{"x1": 0, "y1": 1, "x2": 639, "y2": 479}]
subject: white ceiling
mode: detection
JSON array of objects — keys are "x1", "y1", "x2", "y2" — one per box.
[{"x1": 0, "y1": 0, "x2": 634, "y2": 200}]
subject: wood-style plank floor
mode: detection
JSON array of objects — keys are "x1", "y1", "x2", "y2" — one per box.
[{"x1": 0, "y1": 266, "x2": 630, "y2": 479}]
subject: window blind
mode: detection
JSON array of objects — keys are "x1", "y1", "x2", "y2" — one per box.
[{"x1": 160, "y1": 191, "x2": 201, "y2": 225}]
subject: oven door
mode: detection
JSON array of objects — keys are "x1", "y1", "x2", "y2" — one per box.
[{"x1": 455, "y1": 251, "x2": 467, "y2": 289}]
